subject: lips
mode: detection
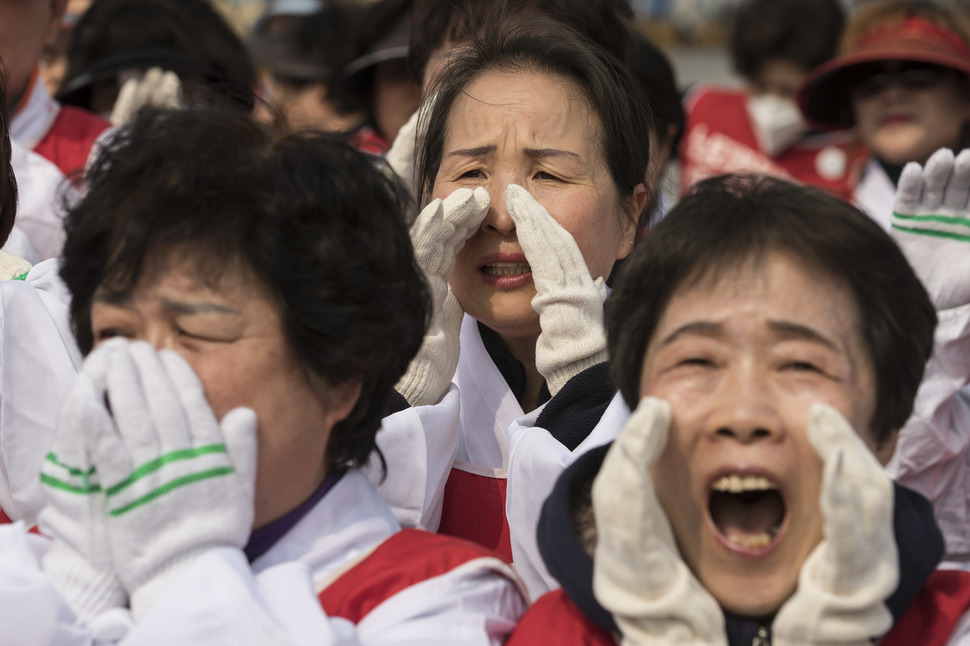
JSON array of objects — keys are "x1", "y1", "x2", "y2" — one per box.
[
  {"x1": 881, "y1": 113, "x2": 913, "y2": 126},
  {"x1": 477, "y1": 253, "x2": 533, "y2": 288},
  {"x1": 708, "y1": 471, "x2": 786, "y2": 553}
]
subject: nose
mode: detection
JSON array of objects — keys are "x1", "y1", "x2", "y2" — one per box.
[
  {"x1": 479, "y1": 180, "x2": 516, "y2": 236},
  {"x1": 142, "y1": 324, "x2": 177, "y2": 352},
  {"x1": 706, "y1": 364, "x2": 784, "y2": 444}
]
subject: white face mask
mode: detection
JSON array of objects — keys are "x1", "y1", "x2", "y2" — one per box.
[{"x1": 746, "y1": 94, "x2": 809, "y2": 158}]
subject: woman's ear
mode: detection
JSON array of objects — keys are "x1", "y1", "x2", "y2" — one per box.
[{"x1": 616, "y1": 183, "x2": 648, "y2": 260}]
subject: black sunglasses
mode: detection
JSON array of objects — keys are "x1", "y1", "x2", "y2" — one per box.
[{"x1": 849, "y1": 63, "x2": 953, "y2": 100}]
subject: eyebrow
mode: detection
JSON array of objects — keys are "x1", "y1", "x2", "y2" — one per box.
[
  {"x1": 444, "y1": 146, "x2": 582, "y2": 161},
  {"x1": 446, "y1": 145, "x2": 495, "y2": 158},
  {"x1": 523, "y1": 148, "x2": 581, "y2": 162},
  {"x1": 159, "y1": 298, "x2": 240, "y2": 316},
  {"x1": 658, "y1": 319, "x2": 840, "y2": 352},
  {"x1": 658, "y1": 321, "x2": 723, "y2": 346},
  {"x1": 766, "y1": 320, "x2": 839, "y2": 351}
]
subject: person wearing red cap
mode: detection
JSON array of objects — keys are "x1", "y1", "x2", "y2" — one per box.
[
  {"x1": 678, "y1": 0, "x2": 868, "y2": 201},
  {"x1": 798, "y1": 0, "x2": 970, "y2": 575},
  {"x1": 797, "y1": 0, "x2": 970, "y2": 229}
]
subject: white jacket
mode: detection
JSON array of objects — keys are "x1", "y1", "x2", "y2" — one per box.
[
  {"x1": 0, "y1": 260, "x2": 82, "y2": 525},
  {"x1": 0, "y1": 469, "x2": 527, "y2": 645}
]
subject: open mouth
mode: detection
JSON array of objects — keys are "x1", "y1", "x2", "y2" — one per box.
[
  {"x1": 480, "y1": 261, "x2": 531, "y2": 277},
  {"x1": 709, "y1": 474, "x2": 785, "y2": 550}
]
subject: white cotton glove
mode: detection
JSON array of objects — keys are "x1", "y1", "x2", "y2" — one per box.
[
  {"x1": 772, "y1": 404, "x2": 897, "y2": 646},
  {"x1": 38, "y1": 342, "x2": 127, "y2": 622},
  {"x1": 110, "y1": 67, "x2": 182, "y2": 127},
  {"x1": 892, "y1": 147, "x2": 970, "y2": 311},
  {"x1": 90, "y1": 340, "x2": 258, "y2": 621},
  {"x1": 395, "y1": 187, "x2": 489, "y2": 406},
  {"x1": 592, "y1": 397, "x2": 727, "y2": 646},
  {"x1": 384, "y1": 107, "x2": 423, "y2": 207},
  {"x1": 506, "y1": 184, "x2": 609, "y2": 396}
]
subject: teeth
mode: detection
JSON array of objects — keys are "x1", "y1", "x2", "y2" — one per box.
[
  {"x1": 482, "y1": 262, "x2": 531, "y2": 277},
  {"x1": 726, "y1": 530, "x2": 772, "y2": 549},
  {"x1": 711, "y1": 475, "x2": 777, "y2": 493}
]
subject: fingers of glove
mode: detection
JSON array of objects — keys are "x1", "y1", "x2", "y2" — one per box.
[
  {"x1": 894, "y1": 162, "x2": 925, "y2": 214},
  {"x1": 412, "y1": 188, "x2": 488, "y2": 277},
  {"x1": 110, "y1": 75, "x2": 141, "y2": 126},
  {"x1": 219, "y1": 407, "x2": 259, "y2": 494},
  {"x1": 157, "y1": 349, "x2": 223, "y2": 447},
  {"x1": 943, "y1": 148, "x2": 970, "y2": 211},
  {"x1": 806, "y1": 404, "x2": 893, "y2": 566},
  {"x1": 922, "y1": 148, "x2": 955, "y2": 211},
  {"x1": 154, "y1": 69, "x2": 181, "y2": 108},
  {"x1": 592, "y1": 397, "x2": 675, "y2": 551},
  {"x1": 386, "y1": 108, "x2": 420, "y2": 198},
  {"x1": 44, "y1": 375, "x2": 114, "y2": 493},
  {"x1": 505, "y1": 184, "x2": 591, "y2": 285},
  {"x1": 442, "y1": 186, "x2": 490, "y2": 236},
  {"x1": 99, "y1": 345, "x2": 161, "y2": 481},
  {"x1": 126, "y1": 342, "x2": 194, "y2": 452}
]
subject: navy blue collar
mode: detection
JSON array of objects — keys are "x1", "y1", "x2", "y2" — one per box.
[{"x1": 244, "y1": 469, "x2": 346, "y2": 563}]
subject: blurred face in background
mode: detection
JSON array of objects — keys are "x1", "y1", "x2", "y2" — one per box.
[
  {"x1": 0, "y1": 0, "x2": 66, "y2": 108},
  {"x1": 851, "y1": 61, "x2": 970, "y2": 165}
]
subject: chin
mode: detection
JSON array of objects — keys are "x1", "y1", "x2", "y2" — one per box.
[
  {"x1": 705, "y1": 572, "x2": 796, "y2": 618},
  {"x1": 870, "y1": 134, "x2": 933, "y2": 166}
]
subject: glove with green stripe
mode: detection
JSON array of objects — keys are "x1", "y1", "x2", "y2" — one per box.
[
  {"x1": 893, "y1": 147, "x2": 970, "y2": 311},
  {"x1": 92, "y1": 341, "x2": 258, "y2": 620},
  {"x1": 39, "y1": 341, "x2": 127, "y2": 622}
]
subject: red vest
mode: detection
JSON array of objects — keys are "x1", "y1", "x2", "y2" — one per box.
[
  {"x1": 317, "y1": 528, "x2": 510, "y2": 622},
  {"x1": 508, "y1": 571, "x2": 970, "y2": 646},
  {"x1": 0, "y1": 507, "x2": 9, "y2": 524},
  {"x1": 679, "y1": 87, "x2": 866, "y2": 201},
  {"x1": 437, "y1": 465, "x2": 513, "y2": 563},
  {"x1": 506, "y1": 589, "x2": 614, "y2": 646},
  {"x1": 31, "y1": 105, "x2": 111, "y2": 184}
]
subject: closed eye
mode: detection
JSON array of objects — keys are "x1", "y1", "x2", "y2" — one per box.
[
  {"x1": 94, "y1": 328, "x2": 130, "y2": 341},
  {"x1": 534, "y1": 171, "x2": 562, "y2": 181},
  {"x1": 680, "y1": 357, "x2": 714, "y2": 367},
  {"x1": 785, "y1": 361, "x2": 818, "y2": 372}
]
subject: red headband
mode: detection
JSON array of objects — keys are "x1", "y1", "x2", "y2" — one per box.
[{"x1": 856, "y1": 16, "x2": 970, "y2": 58}]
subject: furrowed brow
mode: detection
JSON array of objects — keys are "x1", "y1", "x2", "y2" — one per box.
[
  {"x1": 446, "y1": 145, "x2": 495, "y2": 158},
  {"x1": 523, "y1": 148, "x2": 581, "y2": 161}
]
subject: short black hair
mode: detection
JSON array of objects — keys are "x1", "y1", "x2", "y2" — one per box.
[
  {"x1": 416, "y1": 17, "x2": 651, "y2": 209},
  {"x1": 58, "y1": 0, "x2": 255, "y2": 112},
  {"x1": 410, "y1": 0, "x2": 634, "y2": 84},
  {"x1": 283, "y1": 2, "x2": 367, "y2": 117},
  {"x1": 0, "y1": 61, "x2": 16, "y2": 246},
  {"x1": 60, "y1": 107, "x2": 430, "y2": 472},
  {"x1": 607, "y1": 174, "x2": 936, "y2": 444},
  {"x1": 629, "y1": 31, "x2": 683, "y2": 150},
  {"x1": 729, "y1": 0, "x2": 845, "y2": 79}
]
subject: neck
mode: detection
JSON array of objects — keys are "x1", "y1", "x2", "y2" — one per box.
[{"x1": 499, "y1": 332, "x2": 545, "y2": 412}]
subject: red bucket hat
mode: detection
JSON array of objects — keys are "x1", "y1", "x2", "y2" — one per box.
[{"x1": 797, "y1": 16, "x2": 970, "y2": 130}]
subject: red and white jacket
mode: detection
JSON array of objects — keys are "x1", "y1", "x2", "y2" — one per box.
[
  {"x1": 9, "y1": 71, "x2": 111, "y2": 260},
  {"x1": 0, "y1": 469, "x2": 527, "y2": 645},
  {"x1": 679, "y1": 86, "x2": 867, "y2": 201}
]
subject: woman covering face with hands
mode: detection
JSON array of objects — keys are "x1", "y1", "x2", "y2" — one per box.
[
  {"x1": 0, "y1": 107, "x2": 526, "y2": 645},
  {"x1": 377, "y1": 18, "x2": 650, "y2": 571}
]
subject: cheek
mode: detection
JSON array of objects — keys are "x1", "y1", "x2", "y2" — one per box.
[
  {"x1": 542, "y1": 191, "x2": 626, "y2": 278},
  {"x1": 175, "y1": 350, "x2": 259, "y2": 421}
]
